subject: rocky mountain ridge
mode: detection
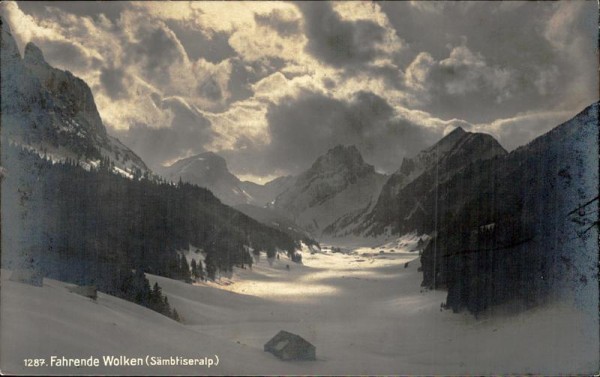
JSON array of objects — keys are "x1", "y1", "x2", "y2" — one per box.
[
  {"x1": 1, "y1": 17, "x2": 148, "y2": 178},
  {"x1": 324, "y1": 127, "x2": 507, "y2": 238},
  {"x1": 273, "y1": 145, "x2": 388, "y2": 236}
]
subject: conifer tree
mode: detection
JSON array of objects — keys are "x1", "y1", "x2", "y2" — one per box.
[
  {"x1": 205, "y1": 252, "x2": 217, "y2": 280},
  {"x1": 190, "y1": 259, "x2": 198, "y2": 280}
]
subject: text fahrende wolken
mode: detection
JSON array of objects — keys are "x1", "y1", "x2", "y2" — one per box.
[{"x1": 42, "y1": 355, "x2": 220, "y2": 368}]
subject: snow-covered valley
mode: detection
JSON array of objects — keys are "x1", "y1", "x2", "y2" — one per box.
[{"x1": 2, "y1": 235, "x2": 597, "y2": 375}]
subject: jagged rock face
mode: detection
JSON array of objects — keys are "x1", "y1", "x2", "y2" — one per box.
[
  {"x1": 1, "y1": 17, "x2": 147, "y2": 176},
  {"x1": 1, "y1": 16, "x2": 20, "y2": 67},
  {"x1": 276, "y1": 145, "x2": 376, "y2": 211},
  {"x1": 420, "y1": 103, "x2": 599, "y2": 314},
  {"x1": 23, "y1": 42, "x2": 106, "y2": 137},
  {"x1": 1, "y1": 17, "x2": 42, "y2": 116},
  {"x1": 274, "y1": 145, "x2": 387, "y2": 235},
  {"x1": 360, "y1": 128, "x2": 507, "y2": 236}
]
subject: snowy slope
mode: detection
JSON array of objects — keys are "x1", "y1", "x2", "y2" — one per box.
[
  {"x1": 0, "y1": 270, "x2": 312, "y2": 376},
  {"x1": 3, "y1": 238, "x2": 597, "y2": 375},
  {"x1": 166, "y1": 240, "x2": 600, "y2": 375}
]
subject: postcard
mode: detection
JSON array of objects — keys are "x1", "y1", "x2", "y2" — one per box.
[{"x1": 1, "y1": 1, "x2": 598, "y2": 375}]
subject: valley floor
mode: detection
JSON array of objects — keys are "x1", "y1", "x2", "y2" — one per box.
[{"x1": 1, "y1": 235, "x2": 598, "y2": 375}]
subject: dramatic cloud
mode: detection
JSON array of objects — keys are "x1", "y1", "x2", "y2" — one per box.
[
  {"x1": 473, "y1": 110, "x2": 579, "y2": 152},
  {"x1": 254, "y1": 8, "x2": 301, "y2": 37},
  {"x1": 297, "y1": 2, "x2": 388, "y2": 69},
  {"x1": 124, "y1": 21, "x2": 188, "y2": 88},
  {"x1": 380, "y1": 1, "x2": 598, "y2": 123},
  {"x1": 165, "y1": 20, "x2": 236, "y2": 63},
  {"x1": 226, "y1": 57, "x2": 287, "y2": 104},
  {"x1": 405, "y1": 45, "x2": 513, "y2": 104},
  {"x1": 113, "y1": 96, "x2": 217, "y2": 169},
  {"x1": 17, "y1": 1, "x2": 127, "y2": 23},
  {"x1": 2, "y1": 1, "x2": 597, "y2": 181},
  {"x1": 99, "y1": 66, "x2": 131, "y2": 99},
  {"x1": 221, "y1": 91, "x2": 444, "y2": 177}
]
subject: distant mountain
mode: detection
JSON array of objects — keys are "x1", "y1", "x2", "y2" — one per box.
[
  {"x1": 159, "y1": 152, "x2": 253, "y2": 206},
  {"x1": 242, "y1": 175, "x2": 297, "y2": 207},
  {"x1": 326, "y1": 128, "x2": 507, "y2": 238},
  {"x1": 159, "y1": 152, "x2": 293, "y2": 207},
  {"x1": 273, "y1": 145, "x2": 388, "y2": 236},
  {"x1": 1, "y1": 17, "x2": 148, "y2": 178},
  {"x1": 420, "y1": 103, "x2": 598, "y2": 314},
  {"x1": 160, "y1": 145, "x2": 390, "y2": 240}
]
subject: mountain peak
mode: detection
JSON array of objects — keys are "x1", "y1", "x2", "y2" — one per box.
[
  {"x1": 23, "y1": 42, "x2": 48, "y2": 66},
  {"x1": 313, "y1": 144, "x2": 367, "y2": 170},
  {"x1": 161, "y1": 152, "x2": 261, "y2": 206},
  {"x1": 273, "y1": 142, "x2": 386, "y2": 234},
  {"x1": 448, "y1": 126, "x2": 466, "y2": 135},
  {"x1": 1, "y1": 28, "x2": 148, "y2": 177},
  {"x1": 171, "y1": 152, "x2": 228, "y2": 171},
  {"x1": 434, "y1": 126, "x2": 468, "y2": 148}
]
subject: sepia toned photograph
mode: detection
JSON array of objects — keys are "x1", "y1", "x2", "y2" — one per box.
[{"x1": 1, "y1": 1, "x2": 598, "y2": 375}]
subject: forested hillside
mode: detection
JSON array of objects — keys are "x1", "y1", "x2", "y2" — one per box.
[{"x1": 2, "y1": 143, "x2": 298, "y2": 313}]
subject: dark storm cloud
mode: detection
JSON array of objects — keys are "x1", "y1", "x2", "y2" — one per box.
[
  {"x1": 296, "y1": 2, "x2": 387, "y2": 68},
  {"x1": 130, "y1": 26, "x2": 184, "y2": 86},
  {"x1": 198, "y1": 77, "x2": 223, "y2": 101},
  {"x1": 254, "y1": 9, "x2": 301, "y2": 37},
  {"x1": 222, "y1": 90, "x2": 441, "y2": 177},
  {"x1": 227, "y1": 57, "x2": 286, "y2": 104},
  {"x1": 35, "y1": 38, "x2": 96, "y2": 72},
  {"x1": 17, "y1": 1, "x2": 127, "y2": 23},
  {"x1": 165, "y1": 20, "x2": 236, "y2": 63},
  {"x1": 99, "y1": 66, "x2": 129, "y2": 99},
  {"x1": 379, "y1": 1, "x2": 598, "y2": 123},
  {"x1": 113, "y1": 96, "x2": 217, "y2": 169}
]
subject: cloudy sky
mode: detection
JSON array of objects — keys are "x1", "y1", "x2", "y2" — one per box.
[{"x1": 2, "y1": 1, "x2": 598, "y2": 182}]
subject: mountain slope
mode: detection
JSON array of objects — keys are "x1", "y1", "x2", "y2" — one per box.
[
  {"x1": 234, "y1": 203, "x2": 318, "y2": 247},
  {"x1": 328, "y1": 128, "x2": 507, "y2": 238},
  {"x1": 273, "y1": 145, "x2": 388, "y2": 236},
  {"x1": 1, "y1": 17, "x2": 148, "y2": 178},
  {"x1": 241, "y1": 175, "x2": 297, "y2": 207},
  {"x1": 420, "y1": 102, "x2": 598, "y2": 314}
]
